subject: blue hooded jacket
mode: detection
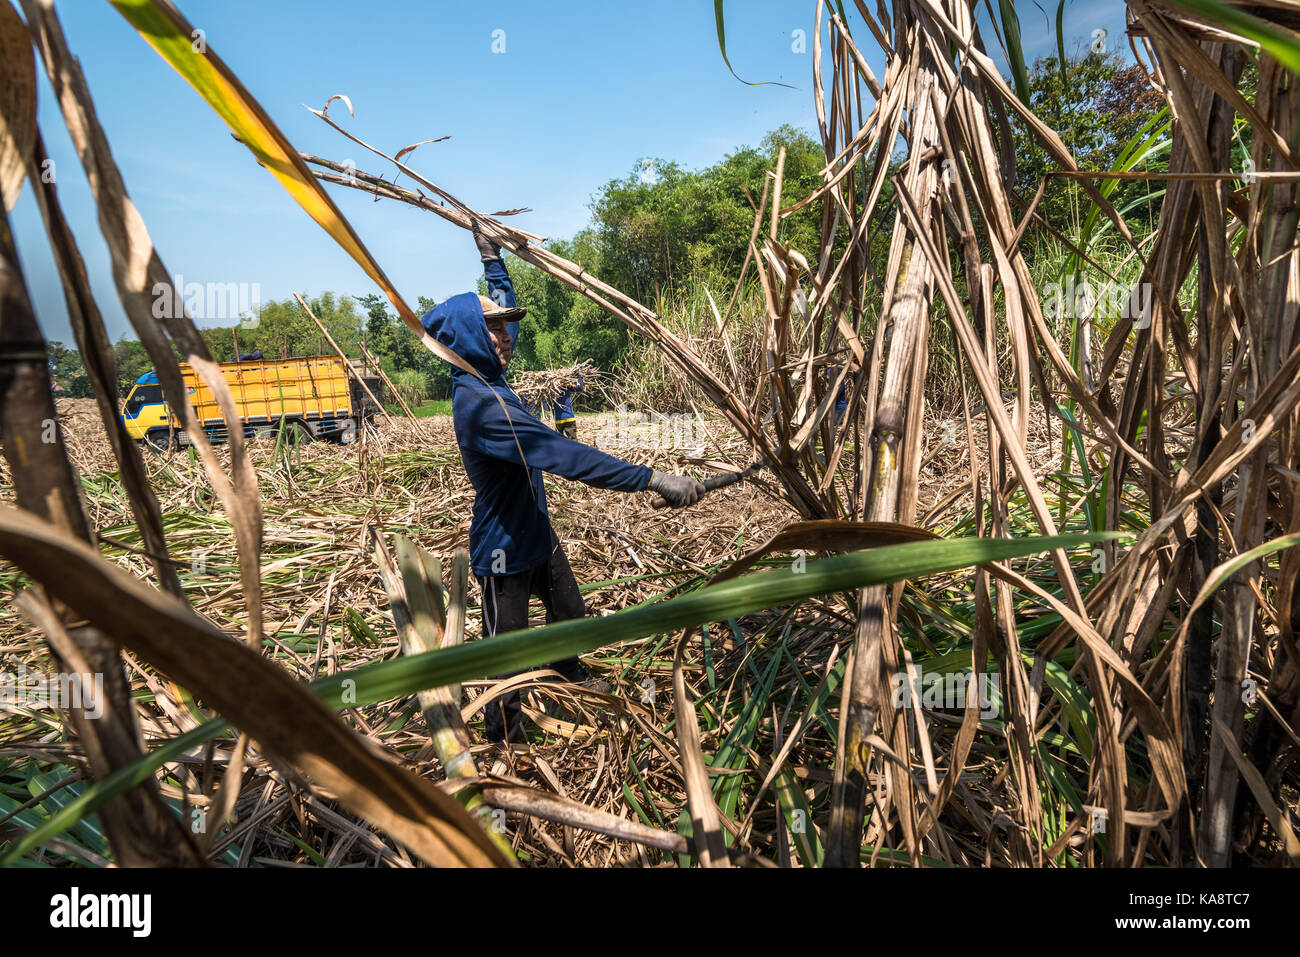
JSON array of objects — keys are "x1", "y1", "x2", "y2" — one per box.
[{"x1": 421, "y1": 290, "x2": 652, "y2": 577}]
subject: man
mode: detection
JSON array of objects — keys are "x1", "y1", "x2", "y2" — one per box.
[
  {"x1": 828, "y1": 359, "x2": 857, "y2": 433},
  {"x1": 517, "y1": 378, "x2": 581, "y2": 440},
  {"x1": 420, "y1": 230, "x2": 704, "y2": 744},
  {"x1": 551, "y1": 374, "x2": 582, "y2": 440}
]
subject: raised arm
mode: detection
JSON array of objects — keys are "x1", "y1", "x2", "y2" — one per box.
[{"x1": 476, "y1": 228, "x2": 521, "y2": 348}]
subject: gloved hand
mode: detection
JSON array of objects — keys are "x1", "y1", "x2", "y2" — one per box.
[
  {"x1": 648, "y1": 470, "x2": 706, "y2": 508},
  {"x1": 473, "y1": 225, "x2": 501, "y2": 263},
  {"x1": 557, "y1": 421, "x2": 578, "y2": 440}
]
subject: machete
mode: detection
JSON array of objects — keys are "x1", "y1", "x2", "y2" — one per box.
[{"x1": 650, "y1": 458, "x2": 770, "y2": 509}]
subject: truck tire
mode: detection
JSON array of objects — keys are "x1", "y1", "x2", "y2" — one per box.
[
  {"x1": 285, "y1": 419, "x2": 313, "y2": 445},
  {"x1": 268, "y1": 418, "x2": 311, "y2": 446},
  {"x1": 144, "y1": 428, "x2": 174, "y2": 452}
]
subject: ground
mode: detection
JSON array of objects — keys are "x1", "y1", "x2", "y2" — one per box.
[
  {"x1": 2, "y1": 399, "x2": 799, "y2": 865},
  {"x1": 0, "y1": 396, "x2": 1072, "y2": 866}
]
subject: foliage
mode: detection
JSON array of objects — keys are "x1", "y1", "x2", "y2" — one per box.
[
  {"x1": 389, "y1": 368, "x2": 430, "y2": 407},
  {"x1": 589, "y1": 125, "x2": 826, "y2": 303},
  {"x1": 1010, "y1": 51, "x2": 1167, "y2": 230},
  {"x1": 46, "y1": 341, "x2": 93, "y2": 397},
  {"x1": 484, "y1": 125, "x2": 829, "y2": 374}
]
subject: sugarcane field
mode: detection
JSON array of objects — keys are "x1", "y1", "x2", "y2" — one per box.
[{"x1": 0, "y1": 0, "x2": 1298, "y2": 918}]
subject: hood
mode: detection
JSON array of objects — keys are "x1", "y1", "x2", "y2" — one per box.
[{"x1": 420, "y1": 292, "x2": 502, "y2": 381}]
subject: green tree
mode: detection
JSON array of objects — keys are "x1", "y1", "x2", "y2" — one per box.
[
  {"x1": 485, "y1": 125, "x2": 829, "y2": 374},
  {"x1": 1010, "y1": 51, "x2": 1165, "y2": 232},
  {"x1": 589, "y1": 124, "x2": 827, "y2": 302},
  {"x1": 47, "y1": 341, "x2": 93, "y2": 398},
  {"x1": 478, "y1": 231, "x2": 627, "y2": 371},
  {"x1": 183, "y1": 293, "x2": 369, "y2": 363},
  {"x1": 358, "y1": 292, "x2": 449, "y2": 399},
  {"x1": 113, "y1": 337, "x2": 151, "y2": 396}
]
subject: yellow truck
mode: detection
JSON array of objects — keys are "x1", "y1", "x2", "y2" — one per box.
[{"x1": 120, "y1": 355, "x2": 383, "y2": 450}]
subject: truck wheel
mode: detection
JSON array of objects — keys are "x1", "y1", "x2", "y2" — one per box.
[
  {"x1": 339, "y1": 419, "x2": 358, "y2": 445},
  {"x1": 286, "y1": 419, "x2": 313, "y2": 445},
  {"x1": 144, "y1": 429, "x2": 173, "y2": 452}
]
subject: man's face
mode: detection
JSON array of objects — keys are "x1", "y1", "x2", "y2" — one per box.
[{"x1": 484, "y1": 314, "x2": 512, "y2": 370}]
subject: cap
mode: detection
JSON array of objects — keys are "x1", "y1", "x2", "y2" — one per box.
[{"x1": 477, "y1": 294, "x2": 526, "y2": 323}]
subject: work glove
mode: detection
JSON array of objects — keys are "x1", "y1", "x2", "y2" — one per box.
[
  {"x1": 473, "y1": 225, "x2": 502, "y2": 263},
  {"x1": 648, "y1": 470, "x2": 706, "y2": 508},
  {"x1": 557, "y1": 421, "x2": 578, "y2": 440}
]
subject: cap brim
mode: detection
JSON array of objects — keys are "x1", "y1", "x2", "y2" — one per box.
[{"x1": 483, "y1": 305, "x2": 527, "y2": 322}]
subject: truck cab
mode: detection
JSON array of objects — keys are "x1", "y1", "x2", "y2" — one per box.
[{"x1": 120, "y1": 372, "x2": 176, "y2": 447}]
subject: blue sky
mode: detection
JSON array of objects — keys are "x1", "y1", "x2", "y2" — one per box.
[{"x1": 12, "y1": 0, "x2": 1130, "y2": 345}]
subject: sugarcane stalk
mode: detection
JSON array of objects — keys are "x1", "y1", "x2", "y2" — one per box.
[
  {"x1": 372, "y1": 534, "x2": 515, "y2": 858},
  {"x1": 825, "y1": 52, "x2": 940, "y2": 866},
  {"x1": 0, "y1": 198, "x2": 201, "y2": 866}
]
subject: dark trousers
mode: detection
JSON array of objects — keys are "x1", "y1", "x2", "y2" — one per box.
[{"x1": 476, "y1": 534, "x2": 586, "y2": 743}]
